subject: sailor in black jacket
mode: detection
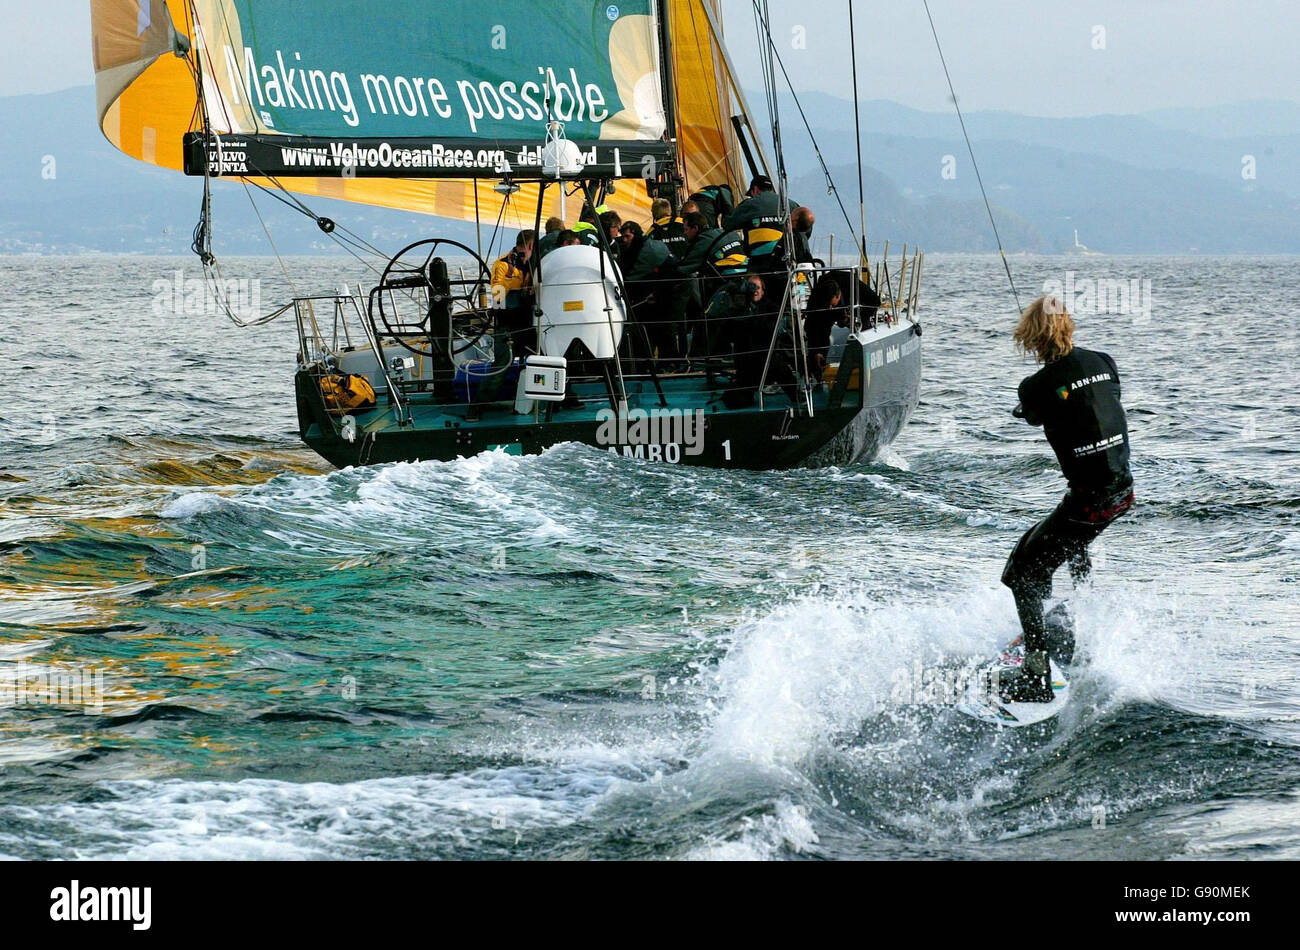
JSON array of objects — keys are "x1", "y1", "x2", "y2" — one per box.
[{"x1": 998, "y1": 295, "x2": 1135, "y2": 702}]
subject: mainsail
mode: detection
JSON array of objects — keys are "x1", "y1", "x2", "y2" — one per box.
[
  {"x1": 91, "y1": 0, "x2": 744, "y2": 228},
  {"x1": 667, "y1": 0, "x2": 745, "y2": 196}
]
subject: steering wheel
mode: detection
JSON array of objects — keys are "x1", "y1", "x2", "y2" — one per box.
[{"x1": 373, "y1": 238, "x2": 495, "y2": 359}]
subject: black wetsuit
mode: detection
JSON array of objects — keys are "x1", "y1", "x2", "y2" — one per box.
[{"x1": 1002, "y1": 347, "x2": 1135, "y2": 662}]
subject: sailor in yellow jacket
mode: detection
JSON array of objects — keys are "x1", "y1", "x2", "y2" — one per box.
[
  {"x1": 485, "y1": 230, "x2": 537, "y2": 397},
  {"x1": 491, "y1": 229, "x2": 535, "y2": 312}
]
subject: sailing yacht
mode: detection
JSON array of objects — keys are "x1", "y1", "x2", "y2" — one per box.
[{"x1": 90, "y1": 0, "x2": 922, "y2": 470}]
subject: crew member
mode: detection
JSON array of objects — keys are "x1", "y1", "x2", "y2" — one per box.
[
  {"x1": 705, "y1": 274, "x2": 799, "y2": 407},
  {"x1": 680, "y1": 214, "x2": 748, "y2": 278},
  {"x1": 724, "y1": 175, "x2": 799, "y2": 277},
  {"x1": 600, "y1": 210, "x2": 624, "y2": 251},
  {"x1": 790, "y1": 206, "x2": 817, "y2": 265},
  {"x1": 804, "y1": 274, "x2": 846, "y2": 380},
  {"x1": 649, "y1": 198, "x2": 690, "y2": 259},
  {"x1": 690, "y1": 183, "x2": 735, "y2": 229},
  {"x1": 997, "y1": 295, "x2": 1135, "y2": 703},
  {"x1": 703, "y1": 274, "x2": 764, "y2": 362},
  {"x1": 619, "y1": 221, "x2": 680, "y2": 363},
  {"x1": 572, "y1": 205, "x2": 604, "y2": 249},
  {"x1": 536, "y1": 216, "x2": 566, "y2": 259},
  {"x1": 485, "y1": 230, "x2": 537, "y2": 396},
  {"x1": 679, "y1": 213, "x2": 748, "y2": 356},
  {"x1": 648, "y1": 200, "x2": 690, "y2": 354}
]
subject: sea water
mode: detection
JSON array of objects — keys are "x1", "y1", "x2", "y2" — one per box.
[{"x1": 0, "y1": 253, "x2": 1296, "y2": 859}]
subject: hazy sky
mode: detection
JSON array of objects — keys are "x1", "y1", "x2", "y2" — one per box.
[{"x1": 7, "y1": 0, "x2": 1300, "y2": 116}]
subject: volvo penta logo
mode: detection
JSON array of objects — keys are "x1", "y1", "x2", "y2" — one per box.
[{"x1": 606, "y1": 5, "x2": 620, "y2": 21}]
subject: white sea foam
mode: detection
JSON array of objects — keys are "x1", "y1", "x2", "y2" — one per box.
[
  {"x1": 0, "y1": 765, "x2": 616, "y2": 860},
  {"x1": 698, "y1": 586, "x2": 1002, "y2": 770},
  {"x1": 685, "y1": 799, "x2": 820, "y2": 860},
  {"x1": 876, "y1": 445, "x2": 911, "y2": 471},
  {"x1": 160, "y1": 492, "x2": 226, "y2": 519}
]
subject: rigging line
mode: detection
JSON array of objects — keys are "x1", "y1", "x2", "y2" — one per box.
[
  {"x1": 322, "y1": 217, "x2": 388, "y2": 262},
  {"x1": 239, "y1": 175, "x2": 385, "y2": 277},
  {"x1": 478, "y1": 189, "x2": 511, "y2": 269},
  {"x1": 252, "y1": 172, "x2": 328, "y2": 228},
  {"x1": 178, "y1": 1, "x2": 204, "y2": 133},
  {"x1": 182, "y1": 12, "x2": 216, "y2": 268},
  {"x1": 667, "y1": 6, "x2": 686, "y2": 193},
  {"x1": 207, "y1": 127, "x2": 387, "y2": 262},
  {"x1": 752, "y1": 0, "x2": 797, "y2": 269},
  {"x1": 311, "y1": 207, "x2": 389, "y2": 261},
  {"x1": 205, "y1": 261, "x2": 293, "y2": 328},
  {"x1": 185, "y1": 2, "x2": 388, "y2": 276},
  {"x1": 758, "y1": 8, "x2": 862, "y2": 254},
  {"x1": 242, "y1": 182, "x2": 298, "y2": 294},
  {"x1": 207, "y1": 0, "x2": 255, "y2": 136},
  {"x1": 848, "y1": 0, "x2": 868, "y2": 264},
  {"x1": 241, "y1": 175, "x2": 324, "y2": 223},
  {"x1": 492, "y1": 190, "x2": 511, "y2": 260},
  {"x1": 328, "y1": 232, "x2": 389, "y2": 277},
  {"x1": 238, "y1": 172, "x2": 386, "y2": 272},
  {"x1": 921, "y1": 0, "x2": 1022, "y2": 311},
  {"x1": 324, "y1": 224, "x2": 388, "y2": 268},
  {"x1": 750, "y1": 4, "x2": 777, "y2": 178},
  {"x1": 180, "y1": 2, "x2": 326, "y2": 319},
  {"x1": 474, "y1": 179, "x2": 483, "y2": 262},
  {"x1": 763, "y1": 2, "x2": 787, "y2": 186},
  {"x1": 197, "y1": 195, "x2": 290, "y2": 328},
  {"x1": 756, "y1": 0, "x2": 791, "y2": 216}
]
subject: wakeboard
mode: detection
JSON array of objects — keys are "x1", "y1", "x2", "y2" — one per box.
[{"x1": 955, "y1": 637, "x2": 1070, "y2": 727}]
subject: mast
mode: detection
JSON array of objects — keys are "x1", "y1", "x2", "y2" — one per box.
[
  {"x1": 652, "y1": 0, "x2": 686, "y2": 203},
  {"x1": 656, "y1": 0, "x2": 680, "y2": 154}
]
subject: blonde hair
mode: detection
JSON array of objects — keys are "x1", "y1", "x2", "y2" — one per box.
[
  {"x1": 651, "y1": 198, "x2": 673, "y2": 220},
  {"x1": 1014, "y1": 295, "x2": 1075, "y2": 362}
]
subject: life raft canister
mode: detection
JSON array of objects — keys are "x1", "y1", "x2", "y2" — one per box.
[{"x1": 320, "y1": 373, "x2": 377, "y2": 415}]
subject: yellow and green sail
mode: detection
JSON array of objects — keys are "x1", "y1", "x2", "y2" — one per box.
[{"x1": 90, "y1": 0, "x2": 744, "y2": 227}]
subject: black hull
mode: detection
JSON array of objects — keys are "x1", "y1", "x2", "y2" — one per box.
[{"x1": 298, "y1": 323, "x2": 921, "y2": 471}]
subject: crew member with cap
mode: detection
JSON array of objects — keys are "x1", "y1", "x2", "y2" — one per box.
[{"x1": 724, "y1": 175, "x2": 800, "y2": 276}]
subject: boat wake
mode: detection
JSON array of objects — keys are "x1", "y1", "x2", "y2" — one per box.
[
  {"x1": 3, "y1": 558, "x2": 1276, "y2": 860},
  {"x1": 3, "y1": 446, "x2": 1296, "y2": 860}
]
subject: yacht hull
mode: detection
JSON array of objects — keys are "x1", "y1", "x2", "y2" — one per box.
[{"x1": 297, "y1": 323, "x2": 921, "y2": 471}]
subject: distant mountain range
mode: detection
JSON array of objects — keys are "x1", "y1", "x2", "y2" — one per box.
[{"x1": 1, "y1": 86, "x2": 1297, "y2": 255}]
